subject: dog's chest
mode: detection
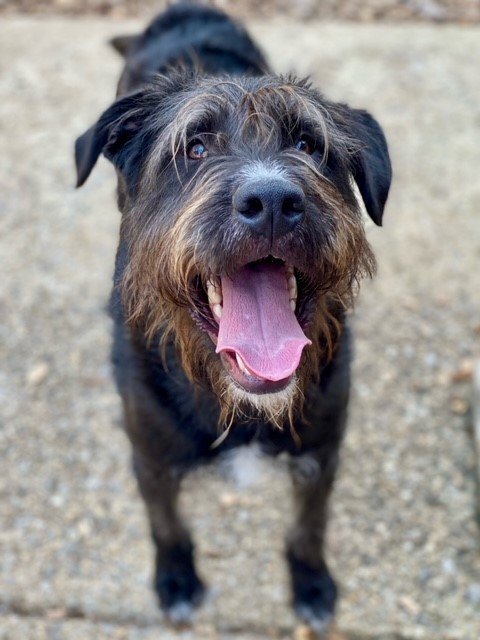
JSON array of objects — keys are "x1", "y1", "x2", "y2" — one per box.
[{"x1": 217, "y1": 443, "x2": 282, "y2": 489}]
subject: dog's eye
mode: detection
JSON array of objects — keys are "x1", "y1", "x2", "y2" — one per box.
[
  {"x1": 187, "y1": 140, "x2": 208, "y2": 160},
  {"x1": 295, "y1": 135, "x2": 315, "y2": 155}
]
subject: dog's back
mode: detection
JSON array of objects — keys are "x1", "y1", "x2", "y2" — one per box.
[{"x1": 114, "y1": 3, "x2": 268, "y2": 95}]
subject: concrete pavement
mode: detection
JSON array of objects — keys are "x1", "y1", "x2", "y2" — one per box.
[{"x1": 1, "y1": 16, "x2": 479, "y2": 639}]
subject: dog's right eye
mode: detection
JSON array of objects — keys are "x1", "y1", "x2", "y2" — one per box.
[
  {"x1": 187, "y1": 140, "x2": 209, "y2": 160},
  {"x1": 294, "y1": 135, "x2": 315, "y2": 155}
]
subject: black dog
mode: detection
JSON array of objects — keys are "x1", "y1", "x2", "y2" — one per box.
[{"x1": 75, "y1": 3, "x2": 391, "y2": 633}]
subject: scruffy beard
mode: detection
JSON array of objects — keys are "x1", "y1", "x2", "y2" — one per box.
[{"x1": 217, "y1": 374, "x2": 302, "y2": 432}]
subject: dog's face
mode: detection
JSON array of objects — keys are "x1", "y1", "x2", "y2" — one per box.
[{"x1": 76, "y1": 73, "x2": 391, "y2": 425}]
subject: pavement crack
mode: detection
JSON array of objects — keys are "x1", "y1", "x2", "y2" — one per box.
[{"x1": 0, "y1": 601, "x2": 159, "y2": 629}]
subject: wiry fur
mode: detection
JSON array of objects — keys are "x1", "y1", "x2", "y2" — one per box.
[
  {"x1": 118, "y1": 74, "x2": 376, "y2": 425},
  {"x1": 74, "y1": 2, "x2": 391, "y2": 632}
]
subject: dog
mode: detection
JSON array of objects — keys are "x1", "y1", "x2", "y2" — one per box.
[{"x1": 75, "y1": 2, "x2": 391, "y2": 633}]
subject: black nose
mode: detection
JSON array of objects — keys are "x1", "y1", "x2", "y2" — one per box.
[{"x1": 233, "y1": 178, "x2": 305, "y2": 241}]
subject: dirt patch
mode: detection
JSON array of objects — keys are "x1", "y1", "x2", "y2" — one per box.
[{"x1": 2, "y1": 0, "x2": 480, "y2": 23}]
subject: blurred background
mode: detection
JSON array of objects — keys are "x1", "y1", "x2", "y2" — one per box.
[
  {"x1": 2, "y1": 0, "x2": 480, "y2": 21},
  {"x1": 1, "y1": 1, "x2": 479, "y2": 639}
]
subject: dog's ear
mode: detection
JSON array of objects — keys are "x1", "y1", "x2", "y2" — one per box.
[
  {"x1": 109, "y1": 34, "x2": 138, "y2": 57},
  {"x1": 75, "y1": 90, "x2": 150, "y2": 188},
  {"x1": 340, "y1": 108, "x2": 392, "y2": 226}
]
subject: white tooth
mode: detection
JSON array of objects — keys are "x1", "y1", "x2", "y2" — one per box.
[
  {"x1": 213, "y1": 303, "x2": 222, "y2": 319},
  {"x1": 210, "y1": 276, "x2": 221, "y2": 290},
  {"x1": 285, "y1": 264, "x2": 294, "y2": 276},
  {"x1": 290, "y1": 299, "x2": 296, "y2": 311},
  {"x1": 288, "y1": 275, "x2": 297, "y2": 300},
  {"x1": 235, "y1": 353, "x2": 259, "y2": 378},
  {"x1": 236, "y1": 353, "x2": 247, "y2": 373},
  {"x1": 210, "y1": 290, "x2": 222, "y2": 304},
  {"x1": 207, "y1": 279, "x2": 222, "y2": 304}
]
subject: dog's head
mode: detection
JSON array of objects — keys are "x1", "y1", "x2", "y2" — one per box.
[{"x1": 75, "y1": 73, "x2": 391, "y2": 425}]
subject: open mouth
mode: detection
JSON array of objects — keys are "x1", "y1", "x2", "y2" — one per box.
[{"x1": 191, "y1": 257, "x2": 312, "y2": 394}]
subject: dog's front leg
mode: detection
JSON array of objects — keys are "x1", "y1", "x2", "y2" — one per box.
[
  {"x1": 287, "y1": 447, "x2": 339, "y2": 635},
  {"x1": 132, "y1": 451, "x2": 205, "y2": 625}
]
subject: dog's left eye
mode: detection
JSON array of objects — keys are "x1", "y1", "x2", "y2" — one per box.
[
  {"x1": 295, "y1": 135, "x2": 315, "y2": 155},
  {"x1": 187, "y1": 140, "x2": 209, "y2": 160}
]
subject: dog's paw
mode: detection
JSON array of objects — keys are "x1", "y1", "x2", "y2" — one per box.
[
  {"x1": 155, "y1": 565, "x2": 206, "y2": 627},
  {"x1": 294, "y1": 604, "x2": 333, "y2": 637},
  {"x1": 288, "y1": 553, "x2": 337, "y2": 636}
]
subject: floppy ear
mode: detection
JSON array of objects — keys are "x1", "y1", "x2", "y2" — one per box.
[
  {"x1": 344, "y1": 108, "x2": 392, "y2": 226},
  {"x1": 109, "y1": 34, "x2": 138, "y2": 57},
  {"x1": 74, "y1": 90, "x2": 150, "y2": 188}
]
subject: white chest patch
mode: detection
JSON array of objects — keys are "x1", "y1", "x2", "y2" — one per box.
[{"x1": 218, "y1": 442, "x2": 274, "y2": 489}]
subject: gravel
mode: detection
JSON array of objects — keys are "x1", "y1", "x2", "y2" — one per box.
[
  {"x1": 1, "y1": 0, "x2": 480, "y2": 23},
  {"x1": 1, "y1": 14, "x2": 479, "y2": 640}
]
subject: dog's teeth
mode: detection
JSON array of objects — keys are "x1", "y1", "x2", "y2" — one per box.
[
  {"x1": 207, "y1": 278, "x2": 223, "y2": 322},
  {"x1": 286, "y1": 270, "x2": 297, "y2": 312},
  {"x1": 207, "y1": 278, "x2": 222, "y2": 305},
  {"x1": 235, "y1": 353, "x2": 260, "y2": 378},
  {"x1": 287, "y1": 274, "x2": 297, "y2": 300},
  {"x1": 210, "y1": 291, "x2": 222, "y2": 304},
  {"x1": 236, "y1": 353, "x2": 247, "y2": 373}
]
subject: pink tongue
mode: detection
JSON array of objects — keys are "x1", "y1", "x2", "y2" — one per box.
[{"x1": 216, "y1": 263, "x2": 311, "y2": 382}]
